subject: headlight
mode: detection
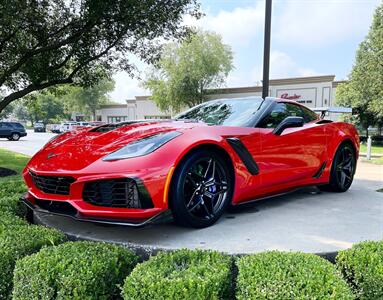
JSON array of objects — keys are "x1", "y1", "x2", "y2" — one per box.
[{"x1": 103, "y1": 131, "x2": 182, "y2": 161}]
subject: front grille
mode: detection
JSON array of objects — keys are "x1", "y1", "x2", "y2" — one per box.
[
  {"x1": 83, "y1": 179, "x2": 148, "y2": 208},
  {"x1": 35, "y1": 199, "x2": 78, "y2": 216},
  {"x1": 29, "y1": 171, "x2": 75, "y2": 195}
]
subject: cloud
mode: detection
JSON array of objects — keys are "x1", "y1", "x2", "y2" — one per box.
[
  {"x1": 269, "y1": 50, "x2": 320, "y2": 78},
  {"x1": 274, "y1": 0, "x2": 379, "y2": 47},
  {"x1": 109, "y1": 0, "x2": 379, "y2": 98},
  {"x1": 185, "y1": 2, "x2": 264, "y2": 46},
  {"x1": 108, "y1": 71, "x2": 147, "y2": 103},
  {"x1": 250, "y1": 50, "x2": 320, "y2": 83}
]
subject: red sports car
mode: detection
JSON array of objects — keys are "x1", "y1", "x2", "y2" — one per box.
[{"x1": 22, "y1": 97, "x2": 359, "y2": 228}]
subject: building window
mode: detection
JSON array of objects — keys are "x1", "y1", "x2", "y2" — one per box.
[
  {"x1": 107, "y1": 116, "x2": 128, "y2": 123},
  {"x1": 144, "y1": 115, "x2": 171, "y2": 120}
]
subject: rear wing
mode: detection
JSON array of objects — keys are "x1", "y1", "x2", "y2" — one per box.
[{"x1": 312, "y1": 107, "x2": 352, "y2": 119}]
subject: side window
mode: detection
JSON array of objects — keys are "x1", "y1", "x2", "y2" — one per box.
[
  {"x1": 258, "y1": 103, "x2": 288, "y2": 128},
  {"x1": 286, "y1": 103, "x2": 305, "y2": 119},
  {"x1": 301, "y1": 106, "x2": 318, "y2": 123}
]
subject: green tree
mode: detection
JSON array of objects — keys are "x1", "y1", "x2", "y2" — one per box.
[
  {"x1": 336, "y1": 3, "x2": 383, "y2": 136},
  {"x1": 0, "y1": 102, "x2": 14, "y2": 119},
  {"x1": 0, "y1": 0, "x2": 200, "y2": 113},
  {"x1": 144, "y1": 31, "x2": 234, "y2": 113},
  {"x1": 25, "y1": 93, "x2": 66, "y2": 124},
  {"x1": 13, "y1": 103, "x2": 30, "y2": 122},
  {"x1": 63, "y1": 80, "x2": 114, "y2": 120}
]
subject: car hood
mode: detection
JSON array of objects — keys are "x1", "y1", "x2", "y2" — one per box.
[{"x1": 28, "y1": 121, "x2": 206, "y2": 172}]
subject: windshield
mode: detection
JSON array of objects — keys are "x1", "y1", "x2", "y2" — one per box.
[{"x1": 175, "y1": 97, "x2": 264, "y2": 127}]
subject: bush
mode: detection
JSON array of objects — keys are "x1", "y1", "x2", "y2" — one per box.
[
  {"x1": 13, "y1": 241, "x2": 139, "y2": 300},
  {"x1": 236, "y1": 251, "x2": 354, "y2": 300},
  {"x1": 0, "y1": 195, "x2": 26, "y2": 217},
  {"x1": 0, "y1": 225, "x2": 66, "y2": 299},
  {"x1": 122, "y1": 249, "x2": 232, "y2": 300},
  {"x1": 0, "y1": 178, "x2": 27, "y2": 197},
  {"x1": 0, "y1": 212, "x2": 28, "y2": 229},
  {"x1": 336, "y1": 240, "x2": 383, "y2": 299},
  {"x1": 0, "y1": 179, "x2": 27, "y2": 217}
]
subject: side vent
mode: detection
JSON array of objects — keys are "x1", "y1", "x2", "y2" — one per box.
[
  {"x1": 226, "y1": 138, "x2": 259, "y2": 175},
  {"x1": 313, "y1": 162, "x2": 327, "y2": 179}
]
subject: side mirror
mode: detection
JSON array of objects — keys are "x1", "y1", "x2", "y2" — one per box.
[{"x1": 273, "y1": 116, "x2": 304, "y2": 135}]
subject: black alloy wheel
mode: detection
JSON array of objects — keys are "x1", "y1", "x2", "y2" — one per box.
[
  {"x1": 324, "y1": 143, "x2": 356, "y2": 192},
  {"x1": 170, "y1": 150, "x2": 233, "y2": 228}
]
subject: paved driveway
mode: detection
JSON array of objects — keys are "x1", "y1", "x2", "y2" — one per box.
[
  {"x1": 0, "y1": 130, "x2": 55, "y2": 156},
  {"x1": 35, "y1": 161, "x2": 383, "y2": 255}
]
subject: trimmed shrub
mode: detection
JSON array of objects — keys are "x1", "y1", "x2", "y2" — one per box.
[
  {"x1": 122, "y1": 249, "x2": 232, "y2": 300},
  {"x1": 13, "y1": 241, "x2": 139, "y2": 300},
  {"x1": 0, "y1": 178, "x2": 27, "y2": 196},
  {"x1": 0, "y1": 178, "x2": 27, "y2": 217},
  {"x1": 236, "y1": 251, "x2": 354, "y2": 300},
  {"x1": 336, "y1": 240, "x2": 383, "y2": 299},
  {"x1": 0, "y1": 195, "x2": 26, "y2": 217},
  {"x1": 0, "y1": 212, "x2": 28, "y2": 229},
  {"x1": 0, "y1": 225, "x2": 66, "y2": 299}
]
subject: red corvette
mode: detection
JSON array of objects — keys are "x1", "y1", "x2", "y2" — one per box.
[{"x1": 22, "y1": 97, "x2": 359, "y2": 228}]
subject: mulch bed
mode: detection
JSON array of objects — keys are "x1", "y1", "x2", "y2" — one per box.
[{"x1": 0, "y1": 167, "x2": 17, "y2": 177}]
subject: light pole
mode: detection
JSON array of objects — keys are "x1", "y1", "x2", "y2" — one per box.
[{"x1": 262, "y1": 0, "x2": 272, "y2": 99}]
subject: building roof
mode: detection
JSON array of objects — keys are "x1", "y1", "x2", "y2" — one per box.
[
  {"x1": 99, "y1": 104, "x2": 127, "y2": 109},
  {"x1": 210, "y1": 86, "x2": 262, "y2": 94},
  {"x1": 332, "y1": 80, "x2": 347, "y2": 88},
  {"x1": 269, "y1": 75, "x2": 336, "y2": 85}
]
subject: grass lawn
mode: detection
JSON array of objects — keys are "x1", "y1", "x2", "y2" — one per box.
[
  {"x1": 363, "y1": 156, "x2": 383, "y2": 165},
  {"x1": 359, "y1": 143, "x2": 383, "y2": 154},
  {"x1": 0, "y1": 149, "x2": 30, "y2": 182}
]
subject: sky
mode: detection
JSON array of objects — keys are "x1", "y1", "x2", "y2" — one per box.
[{"x1": 109, "y1": 0, "x2": 381, "y2": 103}]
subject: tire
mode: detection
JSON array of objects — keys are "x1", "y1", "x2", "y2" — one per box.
[
  {"x1": 170, "y1": 150, "x2": 233, "y2": 228},
  {"x1": 10, "y1": 133, "x2": 20, "y2": 141},
  {"x1": 321, "y1": 143, "x2": 356, "y2": 192}
]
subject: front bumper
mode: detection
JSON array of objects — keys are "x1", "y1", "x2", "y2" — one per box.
[{"x1": 21, "y1": 194, "x2": 172, "y2": 227}]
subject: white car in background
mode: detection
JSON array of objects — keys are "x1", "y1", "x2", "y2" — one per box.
[{"x1": 59, "y1": 122, "x2": 78, "y2": 133}]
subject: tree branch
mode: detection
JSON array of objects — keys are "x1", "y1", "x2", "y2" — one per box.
[
  {"x1": 0, "y1": 77, "x2": 73, "y2": 111},
  {"x1": 0, "y1": 20, "x2": 96, "y2": 86},
  {"x1": 0, "y1": 37, "x2": 122, "y2": 112}
]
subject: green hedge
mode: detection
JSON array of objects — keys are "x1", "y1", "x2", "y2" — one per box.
[
  {"x1": 336, "y1": 240, "x2": 383, "y2": 299},
  {"x1": 0, "y1": 178, "x2": 27, "y2": 217},
  {"x1": 0, "y1": 212, "x2": 28, "y2": 229},
  {"x1": 236, "y1": 251, "x2": 354, "y2": 300},
  {"x1": 122, "y1": 249, "x2": 232, "y2": 300},
  {"x1": 0, "y1": 225, "x2": 66, "y2": 299},
  {"x1": 0, "y1": 178, "x2": 27, "y2": 196},
  {"x1": 13, "y1": 241, "x2": 139, "y2": 300},
  {"x1": 0, "y1": 195, "x2": 26, "y2": 217}
]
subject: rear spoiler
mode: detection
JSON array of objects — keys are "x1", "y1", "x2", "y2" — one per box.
[{"x1": 312, "y1": 107, "x2": 352, "y2": 119}]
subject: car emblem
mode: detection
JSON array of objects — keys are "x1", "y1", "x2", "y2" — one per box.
[{"x1": 47, "y1": 152, "x2": 59, "y2": 159}]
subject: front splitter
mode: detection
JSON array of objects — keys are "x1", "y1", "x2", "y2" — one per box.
[{"x1": 21, "y1": 196, "x2": 173, "y2": 227}]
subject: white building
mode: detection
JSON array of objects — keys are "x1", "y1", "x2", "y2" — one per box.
[{"x1": 97, "y1": 75, "x2": 346, "y2": 123}]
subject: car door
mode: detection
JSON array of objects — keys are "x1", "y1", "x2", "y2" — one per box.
[
  {"x1": 254, "y1": 102, "x2": 326, "y2": 192},
  {"x1": 0, "y1": 122, "x2": 12, "y2": 137}
]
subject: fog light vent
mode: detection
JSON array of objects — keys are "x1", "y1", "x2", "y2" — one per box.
[{"x1": 83, "y1": 178, "x2": 145, "y2": 208}]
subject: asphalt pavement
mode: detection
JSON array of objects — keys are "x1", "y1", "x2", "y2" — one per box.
[
  {"x1": 0, "y1": 130, "x2": 55, "y2": 156},
  {"x1": 35, "y1": 161, "x2": 383, "y2": 256}
]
